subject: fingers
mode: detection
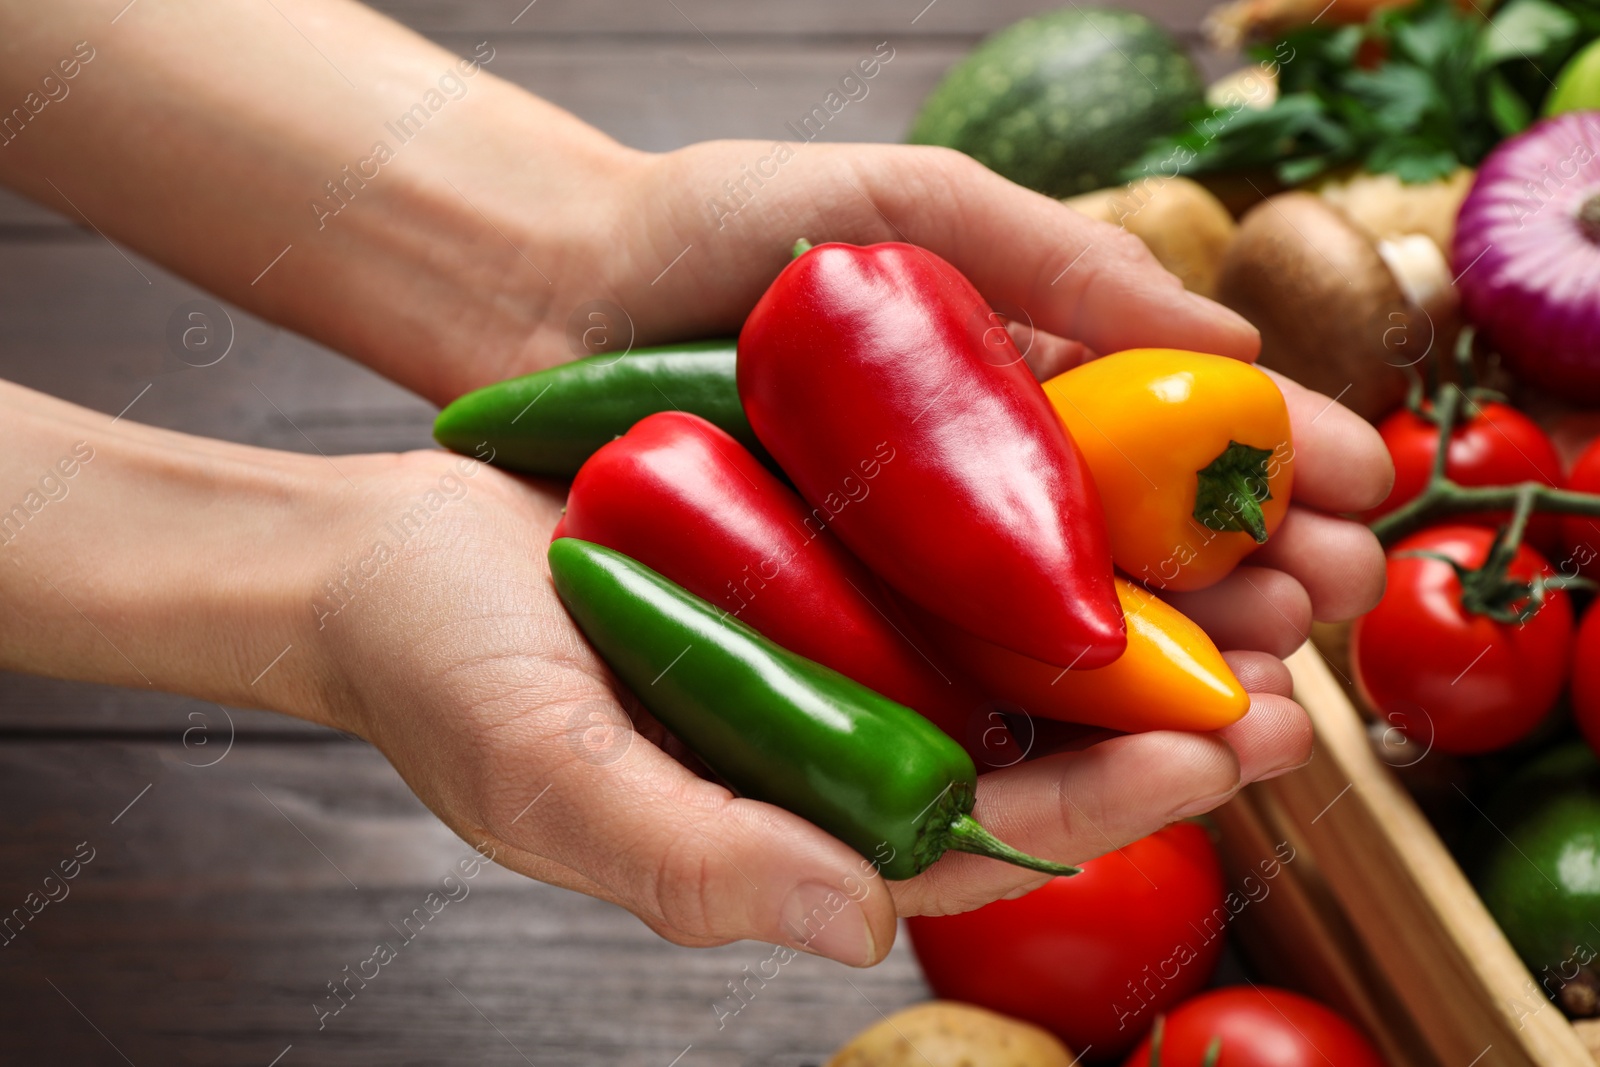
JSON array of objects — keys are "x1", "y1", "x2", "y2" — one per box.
[
  {"x1": 892, "y1": 730, "x2": 1240, "y2": 916},
  {"x1": 1224, "y1": 649, "x2": 1294, "y2": 698},
  {"x1": 469, "y1": 699, "x2": 898, "y2": 967},
  {"x1": 1249, "y1": 508, "x2": 1387, "y2": 622},
  {"x1": 1213, "y1": 655, "x2": 1313, "y2": 783},
  {"x1": 864, "y1": 148, "x2": 1260, "y2": 362},
  {"x1": 1266, "y1": 368, "x2": 1393, "y2": 513},
  {"x1": 1160, "y1": 565, "x2": 1312, "y2": 658},
  {"x1": 1013, "y1": 322, "x2": 1096, "y2": 381}
]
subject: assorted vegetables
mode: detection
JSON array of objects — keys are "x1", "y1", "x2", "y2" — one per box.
[
  {"x1": 423, "y1": 0, "x2": 1600, "y2": 1048},
  {"x1": 438, "y1": 238, "x2": 1291, "y2": 884},
  {"x1": 1348, "y1": 331, "x2": 1600, "y2": 1010}
]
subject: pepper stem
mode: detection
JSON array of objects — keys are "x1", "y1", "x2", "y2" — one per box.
[
  {"x1": 1193, "y1": 441, "x2": 1275, "y2": 543},
  {"x1": 791, "y1": 238, "x2": 813, "y2": 258},
  {"x1": 940, "y1": 813, "x2": 1080, "y2": 876}
]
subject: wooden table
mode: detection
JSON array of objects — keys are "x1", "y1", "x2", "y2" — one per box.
[{"x1": 0, "y1": 2, "x2": 1222, "y2": 1062}]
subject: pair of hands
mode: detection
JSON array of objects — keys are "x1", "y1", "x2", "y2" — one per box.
[{"x1": 314, "y1": 139, "x2": 1393, "y2": 968}]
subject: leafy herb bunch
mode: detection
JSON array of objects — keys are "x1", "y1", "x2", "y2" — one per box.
[{"x1": 1126, "y1": 0, "x2": 1600, "y2": 185}]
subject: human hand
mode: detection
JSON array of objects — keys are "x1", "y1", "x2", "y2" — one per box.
[
  {"x1": 320, "y1": 289, "x2": 1390, "y2": 968},
  {"x1": 417, "y1": 139, "x2": 1394, "y2": 936}
]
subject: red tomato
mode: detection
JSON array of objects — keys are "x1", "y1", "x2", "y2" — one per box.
[
  {"x1": 1572, "y1": 607, "x2": 1600, "y2": 757},
  {"x1": 1561, "y1": 437, "x2": 1600, "y2": 577},
  {"x1": 1367, "y1": 402, "x2": 1563, "y2": 552},
  {"x1": 1121, "y1": 987, "x2": 1385, "y2": 1067},
  {"x1": 1351, "y1": 525, "x2": 1573, "y2": 756},
  {"x1": 906, "y1": 822, "x2": 1229, "y2": 1058}
]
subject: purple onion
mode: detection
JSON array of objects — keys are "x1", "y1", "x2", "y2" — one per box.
[{"x1": 1454, "y1": 110, "x2": 1600, "y2": 399}]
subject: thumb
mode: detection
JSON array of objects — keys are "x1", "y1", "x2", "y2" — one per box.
[{"x1": 860, "y1": 145, "x2": 1260, "y2": 362}]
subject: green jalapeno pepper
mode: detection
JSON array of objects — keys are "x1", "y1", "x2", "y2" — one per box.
[
  {"x1": 547, "y1": 537, "x2": 1077, "y2": 881},
  {"x1": 434, "y1": 340, "x2": 759, "y2": 477}
]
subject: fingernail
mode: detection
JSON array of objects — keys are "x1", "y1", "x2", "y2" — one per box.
[
  {"x1": 780, "y1": 882, "x2": 876, "y2": 967},
  {"x1": 1169, "y1": 787, "x2": 1240, "y2": 820},
  {"x1": 1254, "y1": 756, "x2": 1311, "y2": 782},
  {"x1": 1185, "y1": 289, "x2": 1252, "y2": 329}
]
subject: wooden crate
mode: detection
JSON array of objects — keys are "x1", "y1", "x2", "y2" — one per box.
[{"x1": 1212, "y1": 640, "x2": 1597, "y2": 1067}]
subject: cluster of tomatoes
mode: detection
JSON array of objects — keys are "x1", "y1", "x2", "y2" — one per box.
[
  {"x1": 1352, "y1": 396, "x2": 1600, "y2": 758},
  {"x1": 905, "y1": 822, "x2": 1385, "y2": 1065}
]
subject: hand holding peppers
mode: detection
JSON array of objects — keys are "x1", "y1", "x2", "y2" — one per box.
[{"x1": 411, "y1": 221, "x2": 1396, "y2": 967}]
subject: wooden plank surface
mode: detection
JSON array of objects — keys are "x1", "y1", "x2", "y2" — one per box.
[
  {"x1": 0, "y1": 738, "x2": 927, "y2": 1065},
  {"x1": 0, "y1": 0, "x2": 1226, "y2": 1062}
]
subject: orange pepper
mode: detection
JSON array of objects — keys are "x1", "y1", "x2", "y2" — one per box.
[
  {"x1": 919, "y1": 578, "x2": 1248, "y2": 733},
  {"x1": 1043, "y1": 349, "x2": 1293, "y2": 593}
]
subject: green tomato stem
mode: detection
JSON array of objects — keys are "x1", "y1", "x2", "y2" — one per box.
[
  {"x1": 1370, "y1": 477, "x2": 1600, "y2": 548},
  {"x1": 1371, "y1": 380, "x2": 1600, "y2": 548},
  {"x1": 791, "y1": 238, "x2": 814, "y2": 258}
]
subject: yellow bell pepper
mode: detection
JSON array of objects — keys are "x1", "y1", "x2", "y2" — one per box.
[{"x1": 1043, "y1": 348, "x2": 1293, "y2": 593}]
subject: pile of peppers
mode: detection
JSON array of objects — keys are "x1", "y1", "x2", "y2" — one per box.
[{"x1": 434, "y1": 240, "x2": 1296, "y2": 880}]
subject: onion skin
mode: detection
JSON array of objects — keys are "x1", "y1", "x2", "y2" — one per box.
[{"x1": 1453, "y1": 111, "x2": 1600, "y2": 399}]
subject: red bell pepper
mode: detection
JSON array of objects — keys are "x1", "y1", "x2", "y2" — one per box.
[
  {"x1": 737, "y1": 241, "x2": 1123, "y2": 669},
  {"x1": 555, "y1": 410, "x2": 1018, "y2": 764}
]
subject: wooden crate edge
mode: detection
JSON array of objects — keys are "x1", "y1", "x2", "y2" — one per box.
[{"x1": 1267, "y1": 645, "x2": 1592, "y2": 1066}]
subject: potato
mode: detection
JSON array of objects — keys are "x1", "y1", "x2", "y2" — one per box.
[
  {"x1": 1311, "y1": 167, "x2": 1474, "y2": 254},
  {"x1": 826, "y1": 1001, "x2": 1077, "y2": 1067},
  {"x1": 1065, "y1": 176, "x2": 1237, "y2": 298}
]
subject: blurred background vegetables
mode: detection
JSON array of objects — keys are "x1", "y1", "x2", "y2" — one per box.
[
  {"x1": 1131, "y1": 0, "x2": 1598, "y2": 187},
  {"x1": 908, "y1": 9, "x2": 1204, "y2": 196},
  {"x1": 893, "y1": 0, "x2": 1600, "y2": 1038},
  {"x1": 1453, "y1": 110, "x2": 1600, "y2": 399}
]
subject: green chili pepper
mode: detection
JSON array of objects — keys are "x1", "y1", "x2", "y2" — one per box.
[
  {"x1": 547, "y1": 537, "x2": 1078, "y2": 881},
  {"x1": 433, "y1": 340, "x2": 760, "y2": 477}
]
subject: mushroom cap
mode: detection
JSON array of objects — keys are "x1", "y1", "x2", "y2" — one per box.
[{"x1": 1216, "y1": 192, "x2": 1416, "y2": 422}]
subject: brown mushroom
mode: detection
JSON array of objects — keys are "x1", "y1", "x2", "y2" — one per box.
[{"x1": 1214, "y1": 191, "x2": 1460, "y2": 423}]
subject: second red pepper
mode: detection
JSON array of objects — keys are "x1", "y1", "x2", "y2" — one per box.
[{"x1": 556, "y1": 410, "x2": 1017, "y2": 764}]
